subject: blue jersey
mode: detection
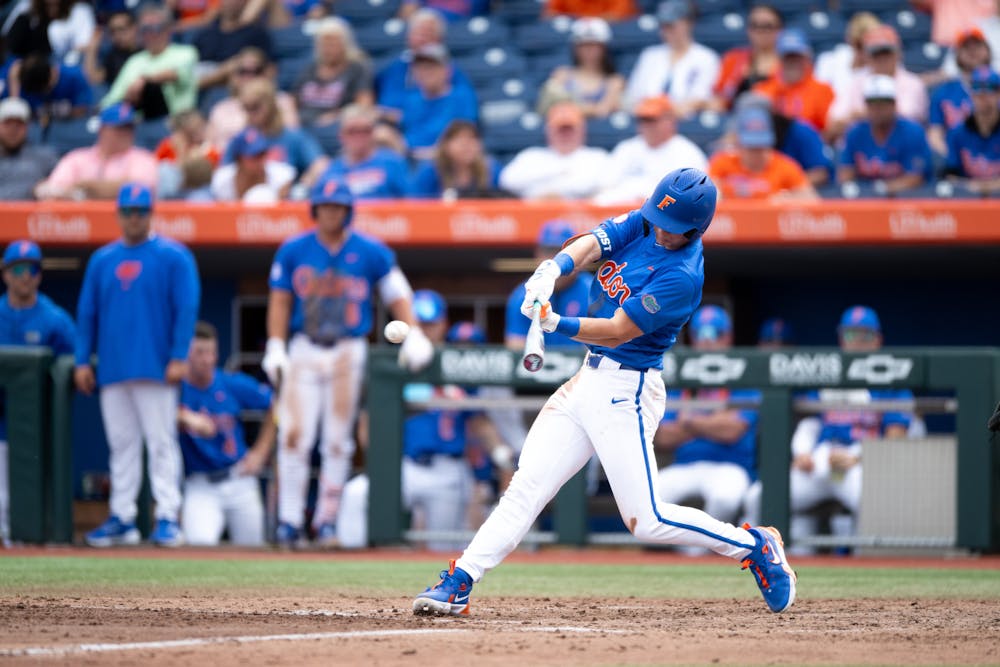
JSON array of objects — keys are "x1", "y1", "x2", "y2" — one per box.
[
  {"x1": 806, "y1": 389, "x2": 913, "y2": 446},
  {"x1": 929, "y1": 79, "x2": 972, "y2": 130},
  {"x1": 406, "y1": 0, "x2": 490, "y2": 21},
  {"x1": 323, "y1": 149, "x2": 410, "y2": 200},
  {"x1": 662, "y1": 388, "x2": 760, "y2": 478},
  {"x1": 268, "y1": 230, "x2": 395, "y2": 342},
  {"x1": 75, "y1": 235, "x2": 201, "y2": 386},
  {"x1": 946, "y1": 115, "x2": 1000, "y2": 179},
  {"x1": 403, "y1": 385, "x2": 479, "y2": 460},
  {"x1": 585, "y1": 210, "x2": 704, "y2": 370},
  {"x1": 779, "y1": 118, "x2": 833, "y2": 179},
  {"x1": 840, "y1": 118, "x2": 933, "y2": 181},
  {"x1": 0, "y1": 293, "x2": 75, "y2": 354},
  {"x1": 375, "y1": 57, "x2": 475, "y2": 112},
  {"x1": 222, "y1": 128, "x2": 323, "y2": 177},
  {"x1": 11, "y1": 64, "x2": 92, "y2": 119},
  {"x1": 505, "y1": 273, "x2": 593, "y2": 349},
  {"x1": 179, "y1": 370, "x2": 273, "y2": 474},
  {"x1": 408, "y1": 157, "x2": 501, "y2": 198},
  {"x1": 400, "y1": 85, "x2": 478, "y2": 152}
]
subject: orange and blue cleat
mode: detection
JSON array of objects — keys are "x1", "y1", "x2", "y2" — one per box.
[
  {"x1": 413, "y1": 560, "x2": 473, "y2": 616},
  {"x1": 742, "y1": 524, "x2": 797, "y2": 613}
]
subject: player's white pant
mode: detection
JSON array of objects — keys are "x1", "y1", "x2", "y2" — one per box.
[
  {"x1": 658, "y1": 461, "x2": 751, "y2": 524},
  {"x1": 456, "y1": 359, "x2": 757, "y2": 582},
  {"x1": 99, "y1": 381, "x2": 183, "y2": 522},
  {"x1": 182, "y1": 471, "x2": 265, "y2": 546},
  {"x1": 338, "y1": 455, "x2": 473, "y2": 551},
  {"x1": 790, "y1": 443, "x2": 862, "y2": 545},
  {"x1": 0, "y1": 440, "x2": 8, "y2": 545},
  {"x1": 277, "y1": 335, "x2": 366, "y2": 530}
]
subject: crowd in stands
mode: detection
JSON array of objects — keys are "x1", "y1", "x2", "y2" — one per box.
[{"x1": 0, "y1": 0, "x2": 999, "y2": 202}]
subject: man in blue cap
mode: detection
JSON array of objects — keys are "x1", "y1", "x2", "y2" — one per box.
[
  {"x1": 0, "y1": 240, "x2": 75, "y2": 546},
  {"x1": 75, "y1": 183, "x2": 201, "y2": 548},
  {"x1": 758, "y1": 317, "x2": 794, "y2": 349},
  {"x1": 753, "y1": 28, "x2": 834, "y2": 133},
  {"x1": 946, "y1": 66, "x2": 1000, "y2": 196}
]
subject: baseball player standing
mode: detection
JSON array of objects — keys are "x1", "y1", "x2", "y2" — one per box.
[
  {"x1": 263, "y1": 175, "x2": 433, "y2": 548},
  {"x1": 76, "y1": 183, "x2": 201, "y2": 548},
  {"x1": 179, "y1": 321, "x2": 276, "y2": 546},
  {"x1": 413, "y1": 167, "x2": 796, "y2": 616},
  {"x1": 0, "y1": 241, "x2": 75, "y2": 546}
]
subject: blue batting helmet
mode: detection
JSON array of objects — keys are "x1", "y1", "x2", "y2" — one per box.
[
  {"x1": 413, "y1": 289, "x2": 447, "y2": 324},
  {"x1": 310, "y1": 176, "x2": 354, "y2": 225},
  {"x1": 640, "y1": 167, "x2": 717, "y2": 237},
  {"x1": 446, "y1": 321, "x2": 487, "y2": 344}
]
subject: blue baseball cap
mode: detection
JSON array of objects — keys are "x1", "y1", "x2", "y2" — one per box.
[
  {"x1": 230, "y1": 128, "x2": 270, "y2": 158},
  {"x1": 413, "y1": 289, "x2": 447, "y2": 324},
  {"x1": 99, "y1": 102, "x2": 136, "y2": 127},
  {"x1": 656, "y1": 0, "x2": 690, "y2": 24},
  {"x1": 776, "y1": 29, "x2": 812, "y2": 57},
  {"x1": 970, "y1": 66, "x2": 1000, "y2": 92},
  {"x1": 736, "y1": 106, "x2": 774, "y2": 148},
  {"x1": 446, "y1": 321, "x2": 486, "y2": 344},
  {"x1": 690, "y1": 305, "x2": 732, "y2": 342},
  {"x1": 537, "y1": 219, "x2": 576, "y2": 249},
  {"x1": 839, "y1": 305, "x2": 881, "y2": 332},
  {"x1": 759, "y1": 317, "x2": 794, "y2": 345},
  {"x1": 2, "y1": 240, "x2": 42, "y2": 268},
  {"x1": 117, "y1": 182, "x2": 153, "y2": 210}
]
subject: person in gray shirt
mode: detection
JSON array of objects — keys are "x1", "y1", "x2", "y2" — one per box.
[{"x1": 0, "y1": 99, "x2": 58, "y2": 201}]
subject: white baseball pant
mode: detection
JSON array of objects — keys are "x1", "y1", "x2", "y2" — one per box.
[
  {"x1": 658, "y1": 461, "x2": 752, "y2": 524},
  {"x1": 456, "y1": 358, "x2": 758, "y2": 582},
  {"x1": 277, "y1": 334, "x2": 366, "y2": 529},
  {"x1": 182, "y1": 472, "x2": 265, "y2": 546},
  {"x1": 99, "y1": 381, "x2": 183, "y2": 522},
  {"x1": 0, "y1": 440, "x2": 8, "y2": 545}
]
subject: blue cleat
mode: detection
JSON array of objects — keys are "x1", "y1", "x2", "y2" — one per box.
[
  {"x1": 150, "y1": 518, "x2": 184, "y2": 547},
  {"x1": 85, "y1": 515, "x2": 141, "y2": 548},
  {"x1": 413, "y1": 560, "x2": 473, "y2": 616},
  {"x1": 742, "y1": 524, "x2": 797, "y2": 613},
  {"x1": 315, "y1": 523, "x2": 339, "y2": 549},
  {"x1": 275, "y1": 521, "x2": 303, "y2": 549}
]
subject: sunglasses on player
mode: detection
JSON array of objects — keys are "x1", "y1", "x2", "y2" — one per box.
[{"x1": 7, "y1": 263, "x2": 40, "y2": 277}]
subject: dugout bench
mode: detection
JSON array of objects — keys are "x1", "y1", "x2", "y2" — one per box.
[{"x1": 366, "y1": 346, "x2": 1000, "y2": 552}]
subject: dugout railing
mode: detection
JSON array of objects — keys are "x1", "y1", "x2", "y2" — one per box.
[{"x1": 366, "y1": 346, "x2": 1000, "y2": 552}]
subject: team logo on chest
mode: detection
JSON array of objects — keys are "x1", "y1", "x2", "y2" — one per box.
[
  {"x1": 114, "y1": 260, "x2": 143, "y2": 290},
  {"x1": 597, "y1": 260, "x2": 631, "y2": 303}
]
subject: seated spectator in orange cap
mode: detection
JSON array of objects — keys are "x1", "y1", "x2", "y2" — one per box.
[
  {"x1": 709, "y1": 105, "x2": 817, "y2": 201},
  {"x1": 710, "y1": 3, "x2": 783, "y2": 112},
  {"x1": 594, "y1": 94, "x2": 707, "y2": 204},
  {"x1": 499, "y1": 101, "x2": 609, "y2": 200},
  {"x1": 753, "y1": 28, "x2": 834, "y2": 132},
  {"x1": 544, "y1": 0, "x2": 637, "y2": 20}
]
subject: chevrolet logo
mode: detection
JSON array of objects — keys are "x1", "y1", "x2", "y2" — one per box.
[
  {"x1": 846, "y1": 355, "x2": 913, "y2": 384},
  {"x1": 679, "y1": 355, "x2": 747, "y2": 385}
]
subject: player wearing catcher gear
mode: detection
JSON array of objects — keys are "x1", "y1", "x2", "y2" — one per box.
[
  {"x1": 264, "y1": 175, "x2": 433, "y2": 547},
  {"x1": 414, "y1": 167, "x2": 796, "y2": 616},
  {"x1": 76, "y1": 183, "x2": 201, "y2": 548}
]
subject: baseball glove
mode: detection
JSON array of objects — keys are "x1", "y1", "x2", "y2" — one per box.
[{"x1": 988, "y1": 401, "x2": 1000, "y2": 432}]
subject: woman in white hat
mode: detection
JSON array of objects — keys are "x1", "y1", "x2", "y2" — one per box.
[{"x1": 537, "y1": 17, "x2": 625, "y2": 118}]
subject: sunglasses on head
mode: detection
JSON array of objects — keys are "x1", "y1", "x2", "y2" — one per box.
[{"x1": 8, "y1": 263, "x2": 40, "y2": 277}]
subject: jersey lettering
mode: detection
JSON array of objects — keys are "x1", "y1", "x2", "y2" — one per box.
[
  {"x1": 657, "y1": 194, "x2": 677, "y2": 209},
  {"x1": 597, "y1": 260, "x2": 632, "y2": 303},
  {"x1": 291, "y1": 266, "x2": 371, "y2": 300}
]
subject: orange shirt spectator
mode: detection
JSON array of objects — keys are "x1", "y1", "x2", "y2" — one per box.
[
  {"x1": 711, "y1": 4, "x2": 782, "y2": 110},
  {"x1": 544, "y1": 0, "x2": 637, "y2": 20},
  {"x1": 753, "y1": 29, "x2": 834, "y2": 131}
]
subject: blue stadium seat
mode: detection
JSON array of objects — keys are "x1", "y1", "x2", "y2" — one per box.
[
  {"x1": 479, "y1": 78, "x2": 534, "y2": 127},
  {"x1": 46, "y1": 117, "x2": 98, "y2": 155},
  {"x1": 693, "y1": 13, "x2": 746, "y2": 54},
  {"x1": 586, "y1": 112, "x2": 635, "y2": 150},
  {"x1": 27, "y1": 122, "x2": 44, "y2": 146},
  {"x1": 609, "y1": 16, "x2": 661, "y2": 55},
  {"x1": 525, "y1": 51, "x2": 572, "y2": 86},
  {"x1": 791, "y1": 11, "x2": 847, "y2": 55},
  {"x1": 353, "y1": 19, "x2": 408, "y2": 58},
  {"x1": 445, "y1": 17, "x2": 510, "y2": 55},
  {"x1": 271, "y1": 22, "x2": 313, "y2": 61},
  {"x1": 134, "y1": 118, "x2": 171, "y2": 152},
  {"x1": 677, "y1": 111, "x2": 727, "y2": 153},
  {"x1": 481, "y1": 112, "x2": 546, "y2": 157},
  {"x1": 840, "y1": 0, "x2": 906, "y2": 13},
  {"x1": 766, "y1": 0, "x2": 824, "y2": 14},
  {"x1": 305, "y1": 122, "x2": 341, "y2": 156},
  {"x1": 616, "y1": 51, "x2": 640, "y2": 78},
  {"x1": 904, "y1": 41, "x2": 946, "y2": 73},
  {"x1": 493, "y1": 0, "x2": 544, "y2": 27},
  {"x1": 335, "y1": 0, "x2": 401, "y2": 24},
  {"x1": 513, "y1": 19, "x2": 573, "y2": 56},
  {"x1": 277, "y1": 56, "x2": 312, "y2": 91},
  {"x1": 880, "y1": 9, "x2": 932, "y2": 45},
  {"x1": 198, "y1": 86, "x2": 229, "y2": 117},
  {"x1": 694, "y1": 0, "x2": 747, "y2": 15},
  {"x1": 454, "y1": 47, "x2": 528, "y2": 89}
]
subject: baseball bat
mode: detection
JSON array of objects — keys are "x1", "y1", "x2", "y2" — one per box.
[{"x1": 522, "y1": 301, "x2": 545, "y2": 372}]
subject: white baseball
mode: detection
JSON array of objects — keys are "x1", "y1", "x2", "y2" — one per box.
[{"x1": 384, "y1": 320, "x2": 410, "y2": 344}]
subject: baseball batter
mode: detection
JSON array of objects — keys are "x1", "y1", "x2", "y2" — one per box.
[
  {"x1": 263, "y1": 176, "x2": 433, "y2": 547},
  {"x1": 76, "y1": 183, "x2": 201, "y2": 548},
  {"x1": 413, "y1": 168, "x2": 796, "y2": 616}
]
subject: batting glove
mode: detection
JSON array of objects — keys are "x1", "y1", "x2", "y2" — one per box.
[
  {"x1": 261, "y1": 337, "x2": 290, "y2": 387},
  {"x1": 538, "y1": 301, "x2": 561, "y2": 333},
  {"x1": 398, "y1": 326, "x2": 434, "y2": 372},
  {"x1": 520, "y1": 259, "x2": 561, "y2": 319}
]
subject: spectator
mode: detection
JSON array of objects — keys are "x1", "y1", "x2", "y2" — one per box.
[
  {"x1": 294, "y1": 16, "x2": 374, "y2": 128},
  {"x1": 82, "y1": 10, "x2": 140, "y2": 86},
  {"x1": 498, "y1": 101, "x2": 609, "y2": 200},
  {"x1": 101, "y1": 5, "x2": 198, "y2": 120},
  {"x1": 928, "y1": 28, "x2": 993, "y2": 156},
  {"x1": 211, "y1": 127, "x2": 295, "y2": 202},
  {"x1": 4, "y1": 0, "x2": 95, "y2": 61},
  {"x1": 222, "y1": 79, "x2": 328, "y2": 188},
  {"x1": 409, "y1": 119, "x2": 505, "y2": 199},
  {"x1": 815, "y1": 12, "x2": 881, "y2": 103},
  {"x1": 6, "y1": 52, "x2": 92, "y2": 122},
  {"x1": 838, "y1": 75, "x2": 933, "y2": 196},
  {"x1": 946, "y1": 66, "x2": 1000, "y2": 195},
  {"x1": 155, "y1": 109, "x2": 220, "y2": 200},
  {"x1": 0, "y1": 98, "x2": 57, "y2": 200},
  {"x1": 0, "y1": 240, "x2": 75, "y2": 547},
  {"x1": 710, "y1": 3, "x2": 782, "y2": 112},
  {"x1": 179, "y1": 321, "x2": 275, "y2": 547},
  {"x1": 401, "y1": 0, "x2": 490, "y2": 21},
  {"x1": 757, "y1": 317, "x2": 794, "y2": 349},
  {"x1": 76, "y1": 183, "x2": 200, "y2": 548},
  {"x1": 624, "y1": 0, "x2": 720, "y2": 117},
  {"x1": 397, "y1": 44, "x2": 478, "y2": 161},
  {"x1": 376, "y1": 8, "x2": 475, "y2": 114},
  {"x1": 322, "y1": 104, "x2": 408, "y2": 200},
  {"x1": 968, "y1": 1, "x2": 1000, "y2": 70},
  {"x1": 655, "y1": 306, "x2": 760, "y2": 528},
  {"x1": 826, "y1": 25, "x2": 928, "y2": 140},
  {"x1": 709, "y1": 105, "x2": 817, "y2": 201},
  {"x1": 35, "y1": 103, "x2": 157, "y2": 200},
  {"x1": 194, "y1": 0, "x2": 273, "y2": 91},
  {"x1": 753, "y1": 29, "x2": 834, "y2": 132},
  {"x1": 537, "y1": 18, "x2": 625, "y2": 118},
  {"x1": 594, "y1": 94, "x2": 708, "y2": 205},
  {"x1": 544, "y1": 0, "x2": 637, "y2": 20},
  {"x1": 205, "y1": 47, "x2": 299, "y2": 151},
  {"x1": 166, "y1": 0, "x2": 220, "y2": 30},
  {"x1": 912, "y1": 0, "x2": 996, "y2": 47}
]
